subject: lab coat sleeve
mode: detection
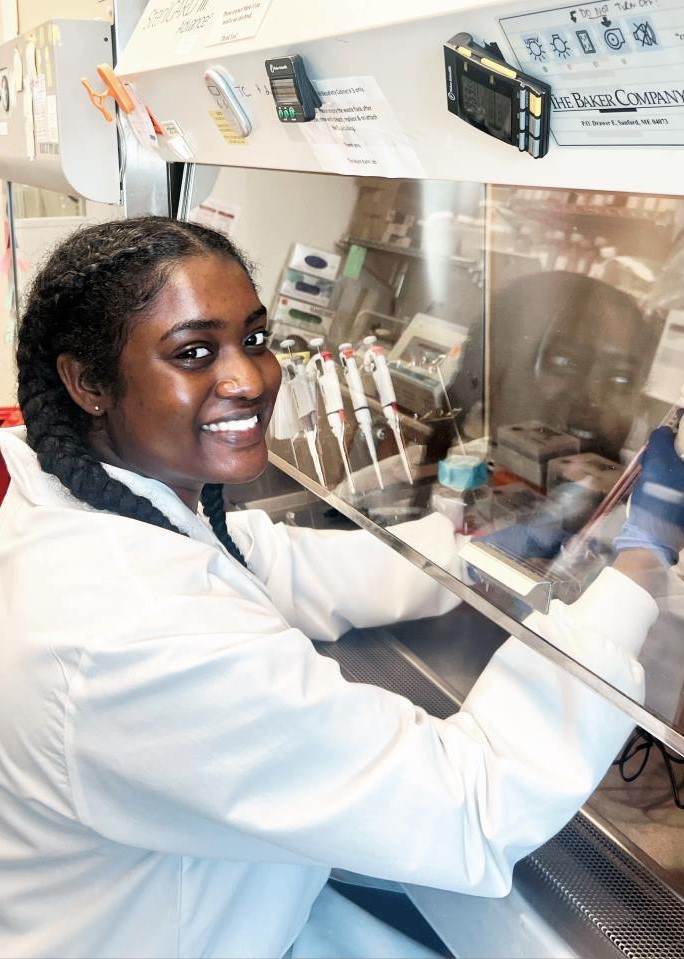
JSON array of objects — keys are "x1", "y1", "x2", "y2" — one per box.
[
  {"x1": 64, "y1": 564, "x2": 656, "y2": 896},
  {"x1": 227, "y1": 509, "x2": 463, "y2": 640}
]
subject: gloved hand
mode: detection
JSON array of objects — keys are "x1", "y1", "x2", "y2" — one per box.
[
  {"x1": 614, "y1": 425, "x2": 684, "y2": 567},
  {"x1": 476, "y1": 523, "x2": 570, "y2": 559}
]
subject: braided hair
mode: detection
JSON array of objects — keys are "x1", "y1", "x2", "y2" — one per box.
[{"x1": 17, "y1": 215, "x2": 253, "y2": 568}]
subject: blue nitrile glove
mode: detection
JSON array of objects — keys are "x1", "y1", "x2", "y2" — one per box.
[
  {"x1": 477, "y1": 523, "x2": 570, "y2": 560},
  {"x1": 614, "y1": 425, "x2": 684, "y2": 567}
]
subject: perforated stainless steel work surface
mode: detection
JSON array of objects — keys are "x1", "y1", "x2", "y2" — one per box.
[{"x1": 318, "y1": 630, "x2": 684, "y2": 959}]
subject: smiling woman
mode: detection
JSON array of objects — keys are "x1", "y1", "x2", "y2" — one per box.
[
  {"x1": 57, "y1": 255, "x2": 280, "y2": 506},
  {"x1": 17, "y1": 215, "x2": 279, "y2": 565}
]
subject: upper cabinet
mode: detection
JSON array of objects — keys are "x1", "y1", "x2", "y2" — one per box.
[
  {"x1": 115, "y1": 0, "x2": 684, "y2": 194},
  {"x1": 0, "y1": 20, "x2": 119, "y2": 201}
]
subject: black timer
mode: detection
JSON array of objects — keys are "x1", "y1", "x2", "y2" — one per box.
[
  {"x1": 444, "y1": 33, "x2": 551, "y2": 159},
  {"x1": 265, "y1": 55, "x2": 321, "y2": 123}
]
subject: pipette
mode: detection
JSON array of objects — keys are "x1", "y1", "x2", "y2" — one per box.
[
  {"x1": 278, "y1": 339, "x2": 326, "y2": 488},
  {"x1": 363, "y1": 335, "x2": 413, "y2": 484},
  {"x1": 338, "y1": 342, "x2": 384, "y2": 489},
  {"x1": 307, "y1": 338, "x2": 356, "y2": 493}
]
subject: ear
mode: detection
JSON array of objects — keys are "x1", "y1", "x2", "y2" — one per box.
[{"x1": 56, "y1": 354, "x2": 109, "y2": 419}]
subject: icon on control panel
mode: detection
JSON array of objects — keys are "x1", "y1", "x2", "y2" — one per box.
[
  {"x1": 523, "y1": 35, "x2": 546, "y2": 61},
  {"x1": 604, "y1": 27, "x2": 626, "y2": 50},
  {"x1": 633, "y1": 20, "x2": 658, "y2": 47},
  {"x1": 575, "y1": 29, "x2": 596, "y2": 54},
  {"x1": 550, "y1": 33, "x2": 572, "y2": 58}
]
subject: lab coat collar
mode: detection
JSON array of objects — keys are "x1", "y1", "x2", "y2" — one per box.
[{"x1": 0, "y1": 426, "x2": 220, "y2": 550}]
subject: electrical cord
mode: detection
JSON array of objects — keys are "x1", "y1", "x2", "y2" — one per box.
[{"x1": 613, "y1": 728, "x2": 684, "y2": 810}]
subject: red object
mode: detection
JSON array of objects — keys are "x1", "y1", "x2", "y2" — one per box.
[{"x1": 0, "y1": 406, "x2": 23, "y2": 504}]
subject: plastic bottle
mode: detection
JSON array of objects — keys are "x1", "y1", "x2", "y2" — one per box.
[{"x1": 430, "y1": 451, "x2": 492, "y2": 535}]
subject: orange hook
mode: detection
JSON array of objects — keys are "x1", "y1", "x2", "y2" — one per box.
[{"x1": 81, "y1": 63, "x2": 135, "y2": 123}]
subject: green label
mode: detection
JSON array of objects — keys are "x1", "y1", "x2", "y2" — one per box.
[{"x1": 343, "y1": 243, "x2": 366, "y2": 280}]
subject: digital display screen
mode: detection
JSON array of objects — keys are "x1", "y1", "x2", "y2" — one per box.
[
  {"x1": 460, "y1": 74, "x2": 512, "y2": 142},
  {"x1": 272, "y1": 77, "x2": 298, "y2": 106}
]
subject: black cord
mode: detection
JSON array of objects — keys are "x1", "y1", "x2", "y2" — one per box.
[{"x1": 613, "y1": 727, "x2": 684, "y2": 809}]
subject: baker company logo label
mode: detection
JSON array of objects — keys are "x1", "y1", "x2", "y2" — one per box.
[
  {"x1": 551, "y1": 87, "x2": 684, "y2": 110},
  {"x1": 143, "y1": 0, "x2": 212, "y2": 32}
]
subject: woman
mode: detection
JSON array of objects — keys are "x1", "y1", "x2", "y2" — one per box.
[{"x1": 0, "y1": 216, "x2": 679, "y2": 959}]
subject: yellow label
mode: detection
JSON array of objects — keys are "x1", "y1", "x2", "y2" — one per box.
[
  {"x1": 209, "y1": 110, "x2": 247, "y2": 146},
  {"x1": 529, "y1": 93, "x2": 542, "y2": 117},
  {"x1": 275, "y1": 350, "x2": 311, "y2": 363},
  {"x1": 481, "y1": 57, "x2": 517, "y2": 80}
]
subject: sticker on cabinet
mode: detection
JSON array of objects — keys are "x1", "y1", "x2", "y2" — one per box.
[
  {"x1": 298, "y1": 76, "x2": 425, "y2": 178},
  {"x1": 132, "y1": 0, "x2": 273, "y2": 57},
  {"x1": 500, "y1": 0, "x2": 684, "y2": 146},
  {"x1": 207, "y1": 0, "x2": 273, "y2": 47}
]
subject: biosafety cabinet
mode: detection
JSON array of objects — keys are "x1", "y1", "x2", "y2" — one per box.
[{"x1": 47, "y1": 0, "x2": 684, "y2": 954}]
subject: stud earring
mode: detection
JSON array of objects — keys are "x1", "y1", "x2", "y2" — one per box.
[{"x1": 94, "y1": 405, "x2": 100, "y2": 413}]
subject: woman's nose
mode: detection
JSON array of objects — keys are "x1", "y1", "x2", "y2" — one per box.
[{"x1": 214, "y1": 354, "x2": 264, "y2": 400}]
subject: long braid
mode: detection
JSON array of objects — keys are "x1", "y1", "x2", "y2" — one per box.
[
  {"x1": 201, "y1": 484, "x2": 247, "y2": 568},
  {"x1": 16, "y1": 216, "x2": 254, "y2": 561}
]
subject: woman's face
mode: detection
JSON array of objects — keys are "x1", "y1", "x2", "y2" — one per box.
[{"x1": 94, "y1": 254, "x2": 280, "y2": 510}]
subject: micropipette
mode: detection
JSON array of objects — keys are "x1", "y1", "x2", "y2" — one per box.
[
  {"x1": 279, "y1": 339, "x2": 326, "y2": 488},
  {"x1": 338, "y1": 342, "x2": 384, "y2": 489},
  {"x1": 363, "y1": 336, "x2": 413, "y2": 484},
  {"x1": 307, "y1": 338, "x2": 356, "y2": 493}
]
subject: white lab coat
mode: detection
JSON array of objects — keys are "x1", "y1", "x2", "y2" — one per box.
[{"x1": 0, "y1": 427, "x2": 657, "y2": 959}]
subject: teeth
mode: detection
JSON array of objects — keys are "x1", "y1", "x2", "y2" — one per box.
[{"x1": 202, "y1": 415, "x2": 258, "y2": 433}]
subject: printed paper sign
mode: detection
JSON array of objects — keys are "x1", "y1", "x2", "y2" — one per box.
[
  {"x1": 130, "y1": 0, "x2": 272, "y2": 57},
  {"x1": 500, "y1": 0, "x2": 684, "y2": 146},
  {"x1": 299, "y1": 76, "x2": 425, "y2": 178},
  {"x1": 207, "y1": 0, "x2": 273, "y2": 46}
]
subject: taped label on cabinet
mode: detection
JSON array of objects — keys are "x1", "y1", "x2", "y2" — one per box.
[
  {"x1": 132, "y1": 0, "x2": 272, "y2": 57},
  {"x1": 299, "y1": 76, "x2": 425, "y2": 178},
  {"x1": 500, "y1": 0, "x2": 684, "y2": 146},
  {"x1": 206, "y1": 0, "x2": 273, "y2": 46},
  {"x1": 209, "y1": 109, "x2": 247, "y2": 145}
]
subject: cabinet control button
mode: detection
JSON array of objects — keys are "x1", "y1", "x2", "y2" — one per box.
[
  {"x1": 529, "y1": 136, "x2": 541, "y2": 158},
  {"x1": 518, "y1": 131, "x2": 527, "y2": 151},
  {"x1": 456, "y1": 46, "x2": 472, "y2": 57},
  {"x1": 529, "y1": 115, "x2": 541, "y2": 137},
  {"x1": 519, "y1": 88, "x2": 527, "y2": 109},
  {"x1": 529, "y1": 93, "x2": 542, "y2": 117}
]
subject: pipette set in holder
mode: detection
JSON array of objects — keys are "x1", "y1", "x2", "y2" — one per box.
[{"x1": 271, "y1": 336, "x2": 414, "y2": 495}]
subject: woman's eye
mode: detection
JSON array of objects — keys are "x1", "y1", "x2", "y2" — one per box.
[
  {"x1": 244, "y1": 329, "x2": 272, "y2": 349},
  {"x1": 176, "y1": 345, "x2": 212, "y2": 361}
]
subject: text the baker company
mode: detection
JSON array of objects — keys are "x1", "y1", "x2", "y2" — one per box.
[{"x1": 551, "y1": 87, "x2": 684, "y2": 110}]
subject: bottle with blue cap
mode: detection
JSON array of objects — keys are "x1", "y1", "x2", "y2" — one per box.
[{"x1": 430, "y1": 448, "x2": 492, "y2": 535}]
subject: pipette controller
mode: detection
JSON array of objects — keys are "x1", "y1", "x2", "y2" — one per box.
[
  {"x1": 308, "y1": 338, "x2": 356, "y2": 493},
  {"x1": 363, "y1": 336, "x2": 413, "y2": 484},
  {"x1": 338, "y1": 342, "x2": 384, "y2": 489},
  {"x1": 279, "y1": 339, "x2": 326, "y2": 487}
]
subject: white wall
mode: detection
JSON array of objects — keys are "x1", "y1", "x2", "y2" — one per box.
[
  {"x1": 18, "y1": 0, "x2": 111, "y2": 31},
  {"x1": 209, "y1": 167, "x2": 357, "y2": 306}
]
